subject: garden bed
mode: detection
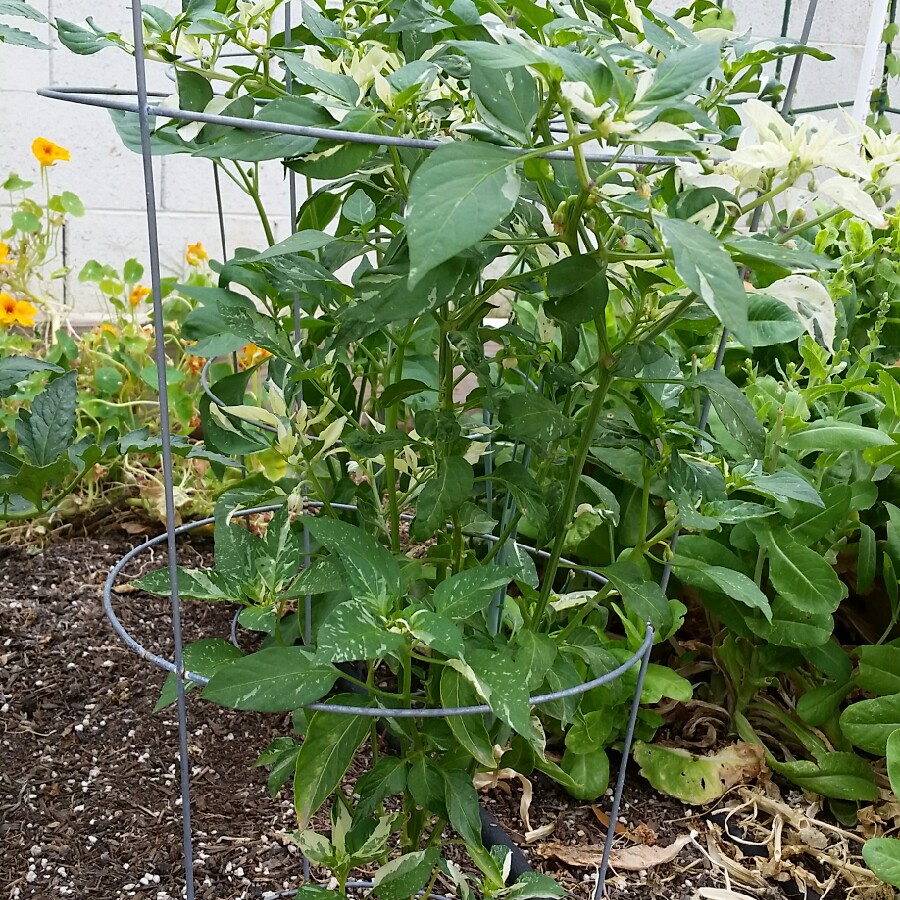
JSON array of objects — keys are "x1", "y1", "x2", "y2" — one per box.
[{"x1": 2, "y1": 531, "x2": 871, "y2": 900}]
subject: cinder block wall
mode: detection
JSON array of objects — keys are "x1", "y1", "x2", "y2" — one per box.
[{"x1": 0, "y1": 1, "x2": 883, "y2": 320}]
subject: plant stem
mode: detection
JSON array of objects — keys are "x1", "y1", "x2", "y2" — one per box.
[{"x1": 529, "y1": 348, "x2": 614, "y2": 629}]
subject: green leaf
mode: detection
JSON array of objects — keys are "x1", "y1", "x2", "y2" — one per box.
[
  {"x1": 739, "y1": 468, "x2": 823, "y2": 506},
  {"x1": 356, "y1": 757, "x2": 408, "y2": 818},
  {"x1": 131, "y1": 565, "x2": 234, "y2": 601},
  {"x1": 411, "y1": 456, "x2": 474, "y2": 540},
  {"x1": 725, "y1": 235, "x2": 829, "y2": 272},
  {"x1": 202, "y1": 647, "x2": 339, "y2": 712},
  {"x1": 15, "y1": 372, "x2": 77, "y2": 467},
  {"x1": 888, "y1": 729, "x2": 900, "y2": 797},
  {"x1": 0, "y1": 22, "x2": 48, "y2": 48},
  {"x1": 840, "y1": 693, "x2": 900, "y2": 755},
  {"x1": 243, "y1": 229, "x2": 332, "y2": 262},
  {"x1": 343, "y1": 189, "x2": 376, "y2": 225},
  {"x1": 758, "y1": 526, "x2": 845, "y2": 615},
  {"x1": 317, "y1": 599, "x2": 406, "y2": 663},
  {"x1": 785, "y1": 484, "x2": 851, "y2": 544},
  {"x1": 295, "y1": 887, "x2": 347, "y2": 900},
  {"x1": 466, "y1": 648, "x2": 541, "y2": 747},
  {"x1": 747, "y1": 295, "x2": 804, "y2": 346},
  {"x1": 858, "y1": 523, "x2": 877, "y2": 594},
  {"x1": 372, "y1": 849, "x2": 439, "y2": 900},
  {"x1": 544, "y1": 254, "x2": 609, "y2": 325},
  {"x1": 515, "y1": 630, "x2": 557, "y2": 691},
  {"x1": 293, "y1": 697, "x2": 371, "y2": 828},
  {"x1": 336, "y1": 257, "x2": 476, "y2": 344},
  {"x1": 633, "y1": 741, "x2": 764, "y2": 804},
  {"x1": 444, "y1": 769, "x2": 483, "y2": 848},
  {"x1": 282, "y1": 557, "x2": 347, "y2": 597},
  {"x1": 603, "y1": 561, "x2": 675, "y2": 639},
  {"x1": 12, "y1": 210, "x2": 40, "y2": 233},
  {"x1": 175, "y1": 69, "x2": 213, "y2": 112},
  {"x1": 748, "y1": 596, "x2": 833, "y2": 648},
  {"x1": 863, "y1": 838, "x2": 900, "y2": 888},
  {"x1": 785, "y1": 419, "x2": 894, "y2": 454},
  {"x1": 432, "y1": 566, "x2": 515, "y2": 620},
  {"x1": 638, "y1": 41, "x2": 721, "y2": 106},
  {"x1": 0, "y1": 2, "x2": 48, "y2": 22},
  {"x1": 470, "y1": 62, "x2": 539, "y2": 144},
  {"x1": 695, "y1": 369, "x2": 765, "y2": 460},
  {"x1": 155, "y1": 638, "x2": 242, "y2": 712},
  {"x1": 0, "y1": 356, "x2": 62, "y2": 398},
  {"x1": 498, "y1": 392, "x2": 576, "y2": 448},
  {"x1": 771, "y1": 752, "x2": 878, "y2": 801},
  {"x1": 505, "y1": 872, "x2": 566, "y2": 900},
  {"x1": 408, "y1": 758, "x2": 447, "y2": 817},
  {"x1": 440, "y1": 667, "x2": 496, "y2": 767},
  {"x1": 60, "y1": 191, "x2": 84, "y2": 216},
  {"x1": 218, "y1": 305, "x2": 297, "y2": 362},
  {"x1": 193, "y1": 95, "x2": 332, "y2": 162},
  {"x1": 55, "y1": 17, "x2": 115, "y2": 54},
  {"x1": 305, "y1": 518, "x2": 402, "y2": 613},
  {"x1": 559, "y1": 747, "x2": 610, "y2": 800},
  {"x1": 673, "y1": 558, "x2": 772, "y2": 621},
  {"x1": 797, "y1": 680, "x2": 852, "y2": 727},
  {"x1": 857, "y1": 645, "x2": 900, "y2": 697},
  {"x1": 408, "y1": 609, "x2": 464, "y2": 659},
  {"x1": 658, "y1": 217, "x2": 752, "y2": 348},
  {"x1": 280, "y1": 53, "x2": 360, "y2": 105},
  {"x1": 406, "y1": 142, "x2": 519, "y2": 286}
]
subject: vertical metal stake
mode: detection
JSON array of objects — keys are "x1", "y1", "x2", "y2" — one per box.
[
  {"x1": 130, "y1": 2, "x2": 196, "y2": 898},
  {"x1": 593, "y1": 629, "x2": 654, "y2": 899}
]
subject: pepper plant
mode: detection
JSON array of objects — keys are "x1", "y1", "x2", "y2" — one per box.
[{"x1": 47, "y1": 0, "x2": 900, "y2": 894}]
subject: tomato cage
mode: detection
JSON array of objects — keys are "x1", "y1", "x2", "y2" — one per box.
[{"x1": 36, "y1": 0, "x2": 889, "y2": 896}]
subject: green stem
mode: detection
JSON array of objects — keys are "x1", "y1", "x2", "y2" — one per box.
[
  {"x1": 480, "y1": 510, "x2": 524, "y2": 564},
  {"x1": 529, "y1": 352, "x2": 614, "y2": 630}
]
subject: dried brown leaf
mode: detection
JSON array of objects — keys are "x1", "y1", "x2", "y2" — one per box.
[{"x1": 539, "y1": 834, "x2": 691, "y2": 871}]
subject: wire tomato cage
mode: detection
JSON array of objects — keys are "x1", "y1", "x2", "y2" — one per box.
[{"x1": 37, "y1": 0, "x2": 839, "y2": 896}]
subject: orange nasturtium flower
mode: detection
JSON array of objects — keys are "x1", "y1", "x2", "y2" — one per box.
[
  {"x1": 239, "y1": 343, "x2": 271, "y2": 369},
  {"x1": 0, "y1": 242, "x2": 12, "y2": 266},
  {"x1": 32, "y1": 137, "x2": 71, "y2": 168},
  {"x1": 100, "y1": 323, "x2": 119, "y2": 337},
  {"x1": 186, "y1": 241, "x2": 208, "y2": 267},
  {"x1": 129, "y1": 284, "x2": 152, "y2": 307},
  {"x1": 0, "y1": 293, "x2": 37, "y2": 328}
]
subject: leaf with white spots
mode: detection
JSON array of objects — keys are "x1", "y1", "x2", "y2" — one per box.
[
  {"x1": 760, "y1": 274, "x2": 836, "y2": 351},
  {"x1": 406, "y1": 142, "x2": 520, "y2": 287}
]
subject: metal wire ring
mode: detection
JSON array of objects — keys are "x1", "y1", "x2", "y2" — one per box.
[{"x1": 103, "y1": 502, "x2": 648, "y2": 718}]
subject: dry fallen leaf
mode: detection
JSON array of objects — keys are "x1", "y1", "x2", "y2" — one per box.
[
  {"x1": 693, "y1": 889, "x2": 757, "y2": 900},
  {"x1": 539, "y1": 834, "x2": 691, "y2": 871},
  {"x1": 474, "y1": 768, "x2": 551, "y2": 840}
]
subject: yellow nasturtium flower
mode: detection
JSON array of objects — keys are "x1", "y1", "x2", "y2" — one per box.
[
  {"x1": 239, "y1": 343, "x2": 271, "y2": 369},
  {"x1": 0, "y1": 293, "x2": 37, "y2": 328},
  {"x1": 32, "y1": 137, "x2": 71, "y2": 168},
  {"x1": 186, "y1": 241, "x2": 208, "y2": 266},
  {"x1": 130, "y1": 284, "x2": 151, "y2": 307},
  {"x1": 0, "y1": 242, "x2": 12, "y2": 266}
]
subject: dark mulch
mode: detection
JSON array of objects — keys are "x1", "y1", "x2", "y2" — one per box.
[{"x1": 0, "y1": 532, "x2": 783, "y2": 900}]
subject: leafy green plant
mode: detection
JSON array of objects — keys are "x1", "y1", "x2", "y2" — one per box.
[{"x1": 49, "y1": 0, "x2": 900, "y2": 893}]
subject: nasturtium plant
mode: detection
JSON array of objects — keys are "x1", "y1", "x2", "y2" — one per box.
[{"x1": 50, "y1": 0, "x2": 900, "y2": 892}]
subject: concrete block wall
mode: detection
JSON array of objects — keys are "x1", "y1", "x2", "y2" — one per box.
[{"x1": 0, "y1": 0, "x2": 886, "y2": 320}]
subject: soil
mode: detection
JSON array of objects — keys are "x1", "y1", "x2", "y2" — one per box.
[{"x1": 0, "y1": 532, "x2": 827, "y2": 900}]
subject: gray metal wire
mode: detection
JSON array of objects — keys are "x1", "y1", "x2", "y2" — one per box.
[
  {"x1": 35, "y1": 84, "x2": 704, "y2": 167},
  {"x1": 127, "y1": 4, "x2": 196, "y2": 898},
  {"x1": 103, "y1": 503, "x2": 636, "y2": 717}
]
